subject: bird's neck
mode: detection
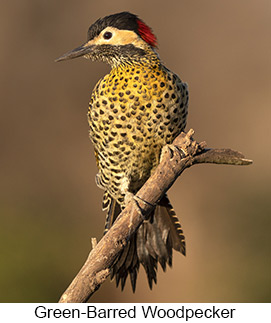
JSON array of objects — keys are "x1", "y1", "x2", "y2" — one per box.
[{"x1": 109, "y1": 45, "x2": 161, "y2": 70}]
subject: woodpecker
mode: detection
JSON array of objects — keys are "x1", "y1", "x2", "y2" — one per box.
[{"x1": 56, "y1": 12, "x2": 189, "y2": 292}]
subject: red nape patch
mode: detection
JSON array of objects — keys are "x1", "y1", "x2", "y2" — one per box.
[{"x1": 136, "y1": 19, "x2": 157, "y2": 47}]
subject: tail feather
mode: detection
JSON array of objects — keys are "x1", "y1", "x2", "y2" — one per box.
[
  {"x1": 156, "y1": 195, "x2": 186, "y2": 255},
  {"x1": 103, "y1": 191, "x2": 185, "y2": 291},
  {"x1": 103, "y1": 192, "x2": 121, "y2": 234}
]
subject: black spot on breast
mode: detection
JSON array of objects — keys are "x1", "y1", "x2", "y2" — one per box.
[{"x1": 94, "y1": 111, "x2": 99, "y2": 118}]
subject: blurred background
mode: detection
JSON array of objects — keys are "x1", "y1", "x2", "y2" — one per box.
[{"x1": 0, "y1": 0, "x2": 270, "y2": 302}]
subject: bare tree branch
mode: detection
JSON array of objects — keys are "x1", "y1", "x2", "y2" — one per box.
[{"x1": 58, "y1": 129, "x2": 252, "y2": 303}]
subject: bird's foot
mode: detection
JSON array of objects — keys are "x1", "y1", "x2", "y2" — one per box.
[
  {"x1": 124, "y1": 192, "x2": 154, "y2": 221},
  {"x1": 160, "y1": 143, "x2": 188, "y2": 163}
]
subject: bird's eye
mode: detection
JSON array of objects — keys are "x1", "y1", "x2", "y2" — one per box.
[{"x1": 103, "y1": 31, "x2": 113, "y2": 40}]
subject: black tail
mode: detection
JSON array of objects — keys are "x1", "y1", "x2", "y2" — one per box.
[{"x1": 103, "y1": 192, "x2": 186, "y2": 291}]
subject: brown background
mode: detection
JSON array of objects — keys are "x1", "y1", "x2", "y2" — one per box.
[{"x1": 0, "y1": 0, "x2": 270, "y2": 302}]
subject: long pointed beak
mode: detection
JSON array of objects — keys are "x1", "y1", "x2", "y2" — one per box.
[{"x1": 55, "y1": 42, "x2": 94, "y2": 62}]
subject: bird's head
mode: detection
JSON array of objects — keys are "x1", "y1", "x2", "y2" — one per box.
[{"x1": 55, "y1": 12, "x2": 157, "y2": 67}]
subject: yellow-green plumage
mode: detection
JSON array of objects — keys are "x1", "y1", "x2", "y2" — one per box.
[{"x1": 88, "y1": 50, "x2": 188, "y2": 207}]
